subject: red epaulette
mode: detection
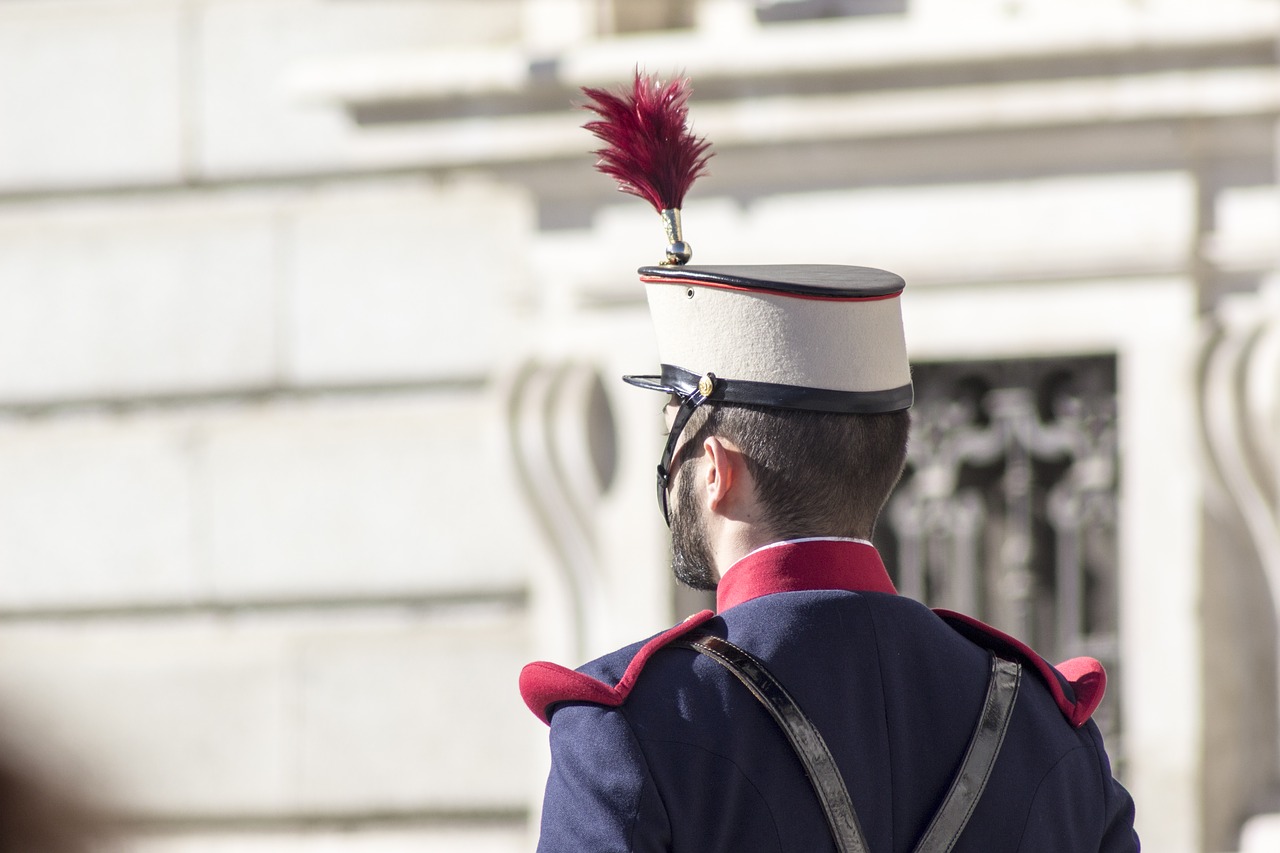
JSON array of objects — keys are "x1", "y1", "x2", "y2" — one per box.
[
  {"x1": 519, "y1": 610, "x2": 717, "y2": 726},
  {"x1": 935, "y1": 609, "x2": 1105, "y2": 728}
]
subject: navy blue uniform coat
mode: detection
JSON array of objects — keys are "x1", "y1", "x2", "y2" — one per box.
[{"x1": 521, "y1": 539, "x2": 1139, "y2": 852}]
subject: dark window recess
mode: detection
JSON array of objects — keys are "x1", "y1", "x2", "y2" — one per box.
[
  {"x1": 610, "y1": 0, "x2": 695, "y2": 33},
  {"x1": 755, "y1": 0, "x2": 908, "y2": 23},
  {"x1": 874, "y1": 355, "x2": 1122, "y2": 759}
]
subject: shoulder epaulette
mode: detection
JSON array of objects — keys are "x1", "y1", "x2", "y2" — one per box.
[
  {"x1": 935, "y1": 609, "x2": 1106, "y2": 728},
  {"x1": 519, "y1": 610, "x2": 716, "y2": 725}
]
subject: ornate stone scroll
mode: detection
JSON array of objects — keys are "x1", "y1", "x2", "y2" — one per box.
[
  {"x1": 504, "y1": 359, "x2": 618, "y2": 661},
  {"x1": 1200, "y1": 285, "x2": 1280, "y2": 620}
]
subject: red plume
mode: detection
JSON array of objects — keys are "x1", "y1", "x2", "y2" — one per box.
[{"x1": 581, "y1": 72, "x2": 713, "y2": 212}]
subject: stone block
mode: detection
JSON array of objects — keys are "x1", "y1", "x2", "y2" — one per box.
[
  {"x1": 0, "y1": 618, "x2": 293, "y2": 815},
  {"x1": 0, "y1": 0, "x2": 183, "y2": 191},
  {"x1": 0, "y1": 414, "x2": 200, "y2": 609},
  {"x1": 0, "y1": 608, "x2": 531, "y2": 817},
  {"x1": 202, "y1": 391, "x2": 528, "y2": 601},
  {"x1": 197, "y1": 0, "x2": 521, "y2": 178},
  {"x1": 294, "y1": 612, "x2": 533, "y2": 810},
  {"x1": 1207, "y1": 184, "x2": 1280, "y2": 272},
  {"x1": 0, "y1": 390, "x2": 531, "y2": 610},
  {"x1": 123, "y1": 825, "x2": 526, "y2": 853},
  {"x1": 702, "y1": 172, "x2": 1195, "y2": 285},
  {"x1": 286, "y1": 180, "x2": 529, "y2": 384},
  {"x1": 0, "y1": 198, "x2": 279, "y2": 404}
]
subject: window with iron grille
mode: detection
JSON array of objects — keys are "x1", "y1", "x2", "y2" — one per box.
[{"x1": 873, "y1": 355, "x2": 1123, "y2": 760}]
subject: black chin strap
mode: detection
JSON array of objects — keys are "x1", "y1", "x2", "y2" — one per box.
[{"x1": 656, "y1": 373, "x2": 717, "y2": 526}]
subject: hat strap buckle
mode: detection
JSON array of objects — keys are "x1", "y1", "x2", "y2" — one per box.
[{"x1": 656, "y1": 372, "x2": 717, "y2": 526}]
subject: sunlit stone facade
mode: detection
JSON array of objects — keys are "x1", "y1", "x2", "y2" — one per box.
[{"x1": 1, "y1": 1, "x2": 1278, "y2": 851}]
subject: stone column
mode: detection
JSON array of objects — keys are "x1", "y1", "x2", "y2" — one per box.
[{"x1": 1200, "y1": 283, "x2": 1280, "y2": 852}]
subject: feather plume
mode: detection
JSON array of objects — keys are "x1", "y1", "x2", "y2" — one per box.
[{"x1": 581, "y1": 72, "x2": 713, "y2": 213}]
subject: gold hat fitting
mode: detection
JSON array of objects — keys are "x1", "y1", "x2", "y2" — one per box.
[{"x1": 660, "y1": 208, "x2": 692, "y2": 265}]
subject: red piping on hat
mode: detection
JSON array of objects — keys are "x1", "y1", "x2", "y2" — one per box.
[{"x1": 639, "y1": 276, "x2": 903, "y2": 302}]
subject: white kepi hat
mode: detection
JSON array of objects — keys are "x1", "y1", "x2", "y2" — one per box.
[
  {"x1": 623, "y1": 263, "x2": 912, "y2": 414},
  {"x1": 579, "y1": 72, "x2": 912, "y2": 522},
  {"x1": 623, "y1": 262, "x2": 913, "y2": 525}
]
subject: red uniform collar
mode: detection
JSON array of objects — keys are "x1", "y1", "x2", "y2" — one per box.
[{"x1": 716, "y1": 538, "x2": 898, "y2": 612}]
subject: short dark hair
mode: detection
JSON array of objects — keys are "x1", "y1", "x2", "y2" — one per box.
[{"x1": 678, "y1": 403, "x2": 910, "y2": 540}]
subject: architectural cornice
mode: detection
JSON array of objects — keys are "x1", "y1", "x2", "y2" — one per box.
[
  {"x1": 291, "y1": 4, "x2": 1280, "y2": 104},
  {"x1": 281, "y1": 5, "x2": 1280, "y2": 177}
]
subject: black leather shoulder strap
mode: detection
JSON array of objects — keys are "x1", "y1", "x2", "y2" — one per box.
[
  {"x1": 673, "y1": 631, "x2": 870, "y2": 853},
  {"x1": 912, "y1": 656, "x2": 1022, "y2": 853},
  {"x1": 673, "y1": 630, "x2": 1022, "y2": 853}
]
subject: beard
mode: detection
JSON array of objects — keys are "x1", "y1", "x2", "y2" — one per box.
[{"x1": 669, "y1": 456, "x2": 718, "y2": 591}]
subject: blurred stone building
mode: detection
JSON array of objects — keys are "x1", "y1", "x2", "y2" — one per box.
[{"x1": 1, "y1": 0, "x2": 1278, "y2": 850}]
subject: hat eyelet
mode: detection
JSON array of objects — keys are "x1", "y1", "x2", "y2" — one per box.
[{"x1": 685, "y1": 288, "x2": 695, "y2": 299}]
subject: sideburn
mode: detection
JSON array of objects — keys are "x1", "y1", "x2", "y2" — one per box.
[{"x1": 669, "y1": 455, "x2": 718, "y2": 591}]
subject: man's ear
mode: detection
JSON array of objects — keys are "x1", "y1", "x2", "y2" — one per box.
[{"x1": 701, "y1": 436, "x2": 738, "y2": 513}]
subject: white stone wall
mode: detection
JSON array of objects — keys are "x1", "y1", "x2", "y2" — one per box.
[
  {"x1": 2, "y1": 0, "x2": 1277, "y2": 850},
  {"x1": 0, "y1": 393, "x2": 530, "y2": 607},
  {"x1": 0, "y1": 179, "x2": 529, "y2": 402},
  {"x1": 0, "y1": 2, "x2": 556, "y2": 850},
  {"x1": 0, "y1": 608, "x2": 531, "y2": 814}
]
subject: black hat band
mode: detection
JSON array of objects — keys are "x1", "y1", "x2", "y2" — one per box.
[{"x1": 625, "y1": 364, "x2": 914, "y2": 414}]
